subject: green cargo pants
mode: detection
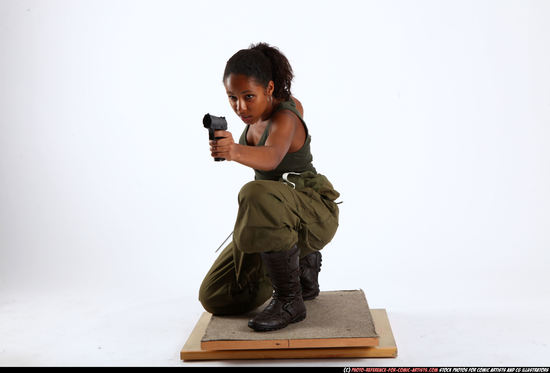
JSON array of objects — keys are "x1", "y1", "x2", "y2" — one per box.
[{"x1": 198, "y1": 173, "x2": 339, "y2": 315}]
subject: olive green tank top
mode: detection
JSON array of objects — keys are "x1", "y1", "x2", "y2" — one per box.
[{"x1": 238, "y1": 99, "x2": 317, "y2": 181}]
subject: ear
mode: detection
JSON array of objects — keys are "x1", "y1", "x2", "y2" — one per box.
[{"x1": 266, "y1": 80, "x2": 275, "y2": 97}]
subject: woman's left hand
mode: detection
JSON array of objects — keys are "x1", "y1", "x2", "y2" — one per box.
[{"x1": 210, "y1": 130, "x2": 238, "y2": 161}]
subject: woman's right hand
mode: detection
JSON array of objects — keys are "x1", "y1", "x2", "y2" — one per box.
[{"x1": 210, "y1": 130, "x2": 237, "y2": 161}]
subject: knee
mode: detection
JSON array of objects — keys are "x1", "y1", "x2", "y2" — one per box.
[
  {"x1": 198, "y1": 278, "x2": 228, "y2": 315},
  {"x1": 198, "y1": 278, "x2": 214, "y2": 313},
  {"x1": 238, "y1": 181, "x2": 278, "y2": 207},
  {"x1": 198, "y1": 278, "x2": 266, "y2": 316}
]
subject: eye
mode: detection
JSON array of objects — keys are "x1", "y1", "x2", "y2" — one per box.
[
  {"x1": 228, "y1": 95, "x2": 237, "y2": 102},
  {"x1": 245, "y1": 94, "x2": 255, "y2": 100}
]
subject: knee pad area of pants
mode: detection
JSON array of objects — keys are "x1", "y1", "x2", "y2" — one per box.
[
  {"x1": 198, "y1": 279, "x2": 270, "y2": 316},
  {"x1": 238, "y1": 181, "x2": 281, "y2": 207},
  {"x1": 198, "y1": 282, "x2": 235, "y2": 316}
]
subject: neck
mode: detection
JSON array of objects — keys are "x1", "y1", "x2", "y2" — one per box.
[{"x1": 260, "y1": 98, "x2": 280, "y2": 122}]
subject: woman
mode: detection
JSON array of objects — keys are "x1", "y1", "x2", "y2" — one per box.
[{"x1": 199, "y1": 42, "x2": 340, "y2": 332}]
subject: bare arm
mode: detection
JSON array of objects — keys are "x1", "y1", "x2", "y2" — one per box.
[{"x1": 210, "y1": 111, "x2": 297, "y2": 171}]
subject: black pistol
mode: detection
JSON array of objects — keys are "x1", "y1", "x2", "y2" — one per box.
[{"x1": 203, "y1": 113, "x2": 227, "y2": 161}]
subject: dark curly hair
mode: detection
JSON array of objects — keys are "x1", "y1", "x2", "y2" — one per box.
[{"x1": 223, "y1": 42, "x2": 294, "y2": 101}]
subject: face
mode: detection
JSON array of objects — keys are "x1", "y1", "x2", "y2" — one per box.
[{"x1": 224, "y1": 74, "x2": 274, "y2": 125}]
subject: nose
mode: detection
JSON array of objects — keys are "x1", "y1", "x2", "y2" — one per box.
[{"x1": 236, "y1": 99, "x2": 247, "y2": 115}]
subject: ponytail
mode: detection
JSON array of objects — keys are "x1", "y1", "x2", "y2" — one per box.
[{"x1": 223, "y1": 42, "x2": 294, "y2": 101}]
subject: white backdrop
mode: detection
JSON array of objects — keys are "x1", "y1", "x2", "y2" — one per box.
[{"x1": 1, "y1": 0, "x2": 549, "y2": 366}]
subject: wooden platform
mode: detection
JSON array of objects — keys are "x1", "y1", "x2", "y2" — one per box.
[
  {"x1": 181, "y1": 290, "x2": 397, "y2": 361},
  {"x1": 201, "y1": 290, "x2": 379, "y2": 351}
]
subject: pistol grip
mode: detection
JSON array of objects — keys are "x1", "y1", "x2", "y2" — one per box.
[{"x1": 214, "y1": 135, "x2": 226, "y2": 161}]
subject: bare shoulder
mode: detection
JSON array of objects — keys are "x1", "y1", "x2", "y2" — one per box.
[{"x1": 291, "y1": 96, "x2": 304, "y2": 117}]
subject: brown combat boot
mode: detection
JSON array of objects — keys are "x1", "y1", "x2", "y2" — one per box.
[
  {"x1": 300, "y1": 251, "x2": 322, "y2": 300},
  {"x1": 248, "y1": 245, "x2": 306, "y2": 332}
]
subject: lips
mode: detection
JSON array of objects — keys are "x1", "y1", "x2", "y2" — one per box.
[{"x1": 241, "y1": 115, "x2": 253, "y2": 122}]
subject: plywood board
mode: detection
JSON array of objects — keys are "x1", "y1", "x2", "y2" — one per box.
[
  {"x1": 180, "y1": 309, "x2": 397, "y2": 361},
  {"x1": 201, "y1": 290, "x2": 379, "y2": 351}
]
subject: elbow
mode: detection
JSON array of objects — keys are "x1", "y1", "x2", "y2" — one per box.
[
  {"x1": 259, "y1": 156, "x2": 283, "y2": 172},
  {"x1": 258, "y1": 161, "x2": 281, "y2": 172},
  {"x1": 267, "y1": 153, "x2": 286, "y2": 171},
  {"x1": 255, "y1": 148, "x2": 284, "y2": 171}
]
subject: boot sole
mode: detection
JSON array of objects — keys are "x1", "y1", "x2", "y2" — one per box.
[
  {"x1": 302, "y1": 291, "x2": 319, "y2": 301},
  {"x1": 249, "y1": 311, "x2": 307, "y2": 332}
]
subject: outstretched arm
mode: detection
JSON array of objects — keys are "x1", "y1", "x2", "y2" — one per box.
[{"x1": 210, "y1": 111, "x2": 297, "y2": 171}]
